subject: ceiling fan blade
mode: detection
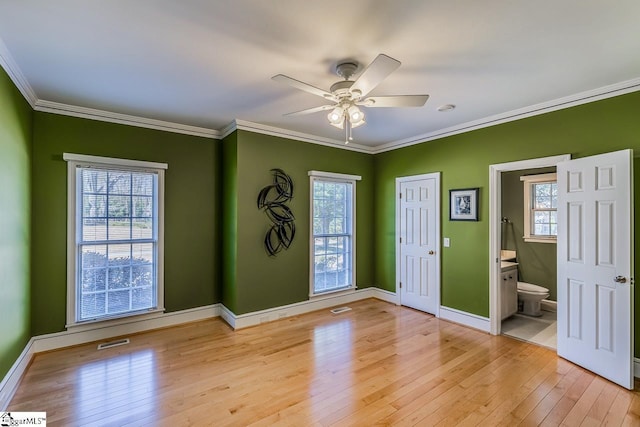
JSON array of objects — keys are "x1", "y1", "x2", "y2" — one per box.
[
  {"x1": 283, "y1": 104, "x2": 335, "y2": 117},
  {"x1": 272, "y1": 74, "x2": 335, "y2": 100},
  {"x1": 360, "y1": 94, "x2": 429, "y2": 108},
  {"x1": 350, "y1": 54, "x2": 401, "y2": 98}
]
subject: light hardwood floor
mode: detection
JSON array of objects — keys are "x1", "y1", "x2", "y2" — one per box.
[{"x1": 9, "y1": 299, "x2": 640, "y2": 426}]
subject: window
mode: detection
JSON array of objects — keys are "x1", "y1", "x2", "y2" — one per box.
[
  {"x1": 521, "y1": 172, "x2": 557, "y2": 243},
  {"x1": 309, "y1": 171, "x2": 361, "y2": 296},
  {"x1": 64, "y1": 153, "x2": 167, "y2": 325}
]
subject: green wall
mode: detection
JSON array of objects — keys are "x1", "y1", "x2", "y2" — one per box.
[
  {"x1": 31, "y1": 112, "x2": 219, "y2": 335},
  {"x1": 501, "y1": 168, "x2": 557, "y2": 301},
  {"x1": 4, "y1": 60, "x2": 640, "y2": 379},
  {"x1": 225, "y1": 130, "x2": 375, "y2": 314},
  {"x1": 374, "y1": 90, "x2": 640, "y2": 352},
  {"x1": 0, "y1": 68, "x2": 32, "y2": 378}
]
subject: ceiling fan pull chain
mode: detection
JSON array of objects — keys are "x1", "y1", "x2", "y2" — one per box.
[{"x1": 345, "y1": 118, "x2": 350, "y2": 144}]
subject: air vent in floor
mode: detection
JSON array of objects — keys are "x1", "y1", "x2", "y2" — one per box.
[
  {"x1": 330, "y1": 307, "x2": 352, "y2": 314},
  {"x1": 97, "y1": 338, "x2": 130, "y2": 350}
]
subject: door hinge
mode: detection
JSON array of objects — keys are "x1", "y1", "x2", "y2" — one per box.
[
  {"x1": 399, "y1": 282, "x2": 402, "y2": 289},
  {"x1": 399, "y1": 192, "x2": 402, "y2": 199},
  {"x1": 400, "y1": 237, "x2": 402, "y2": 243}
]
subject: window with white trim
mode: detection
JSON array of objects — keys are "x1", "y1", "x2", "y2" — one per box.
[
  {"x1": 521, "y1": 172, "x2": 557, "y2": 243},
  {"x1": 309, "y1": 171, "x2": 361, "y2": 296},
  {"x1": 65, "y1": 153, "x2": 166, "y2": 325}
]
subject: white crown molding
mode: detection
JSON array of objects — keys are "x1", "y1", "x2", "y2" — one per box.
[
  {"x1": 373, "y1": 77, "x2": 640, "y2": 154},
  {"x1": 0, "y1": 37, "x2": 37, "y2": 107},
  {"x1": 224, "y1": 119, "x2": 375, "y2": 154},
  {"x1": 3, "y1": 25, "x2": 639, "y2": 152},
  {"x1": 34, "y1": 100, "x2": 221, "y2": 139}
]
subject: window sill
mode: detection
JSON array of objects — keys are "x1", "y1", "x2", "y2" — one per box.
[
  {"x1": 66, "y1": 308, "x2": 166, "y2": 332},
  {"x1": 524, "y1": 237, "x2": 557, "y2": 244},
  {"x1": 309, "y1": 286, "x2": 357, "y2": 300}
]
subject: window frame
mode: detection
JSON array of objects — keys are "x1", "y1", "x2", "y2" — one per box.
[
  {"x1": 520, "y1": 172, "x2": 557, "y2": 244},
  {"x1": 64, "y1": 153, "x2": 167, "y2": 328},
  {"x1": 308, "y1": 170, "x2": 361, "y2": 298}
]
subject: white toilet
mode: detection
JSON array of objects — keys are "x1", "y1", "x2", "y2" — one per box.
[{"x1": 517, "y1": 281, "x2": 550, "y2": 317}]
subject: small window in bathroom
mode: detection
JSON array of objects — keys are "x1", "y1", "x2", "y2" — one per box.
[{"x1": 520, "y1": 173, "x2": 557, "y2": 243}]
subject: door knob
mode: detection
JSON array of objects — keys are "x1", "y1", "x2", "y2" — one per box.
[
  {"x1": 428, "y1": 250, "x2": 435, "y2": 255},
  {"x1": 614, "y1": 276, "x2": 627, "y2": 283}
]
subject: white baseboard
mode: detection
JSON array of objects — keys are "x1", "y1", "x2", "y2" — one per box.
[
  {"x1": 439, "y1": 306, "x2": 491, "y2": 333},
  {"x1": 370, "y1": 288, "x2": 400, "y2": 305},
  {"x1": 541, "y1": 299, "x2": 557, "y2": 312},
  {"x1": 221, "y1": 287, "x2": 392, "y2": 330},
  {"x1": 0, "y1": 304, "x2": 220, "y2": 410},
  {"x1": 0, "y1": 338, "x2": 35, "y2": 411},
  {"x1": 3, "y1": 294, "x2": 638, "y2": 410},
  {"x1": 31, "y1": 304, "x2": 220, "y2": 353},
  {"x1": 1, "y1": 289, "x2": 397, "y2": 408}
]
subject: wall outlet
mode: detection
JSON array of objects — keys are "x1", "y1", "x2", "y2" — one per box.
[{"x1": 444, "y1": 237, "x2": 450, "y2": 247}]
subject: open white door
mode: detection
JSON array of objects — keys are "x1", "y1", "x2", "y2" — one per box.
[
  {"x1": 397, "y1": 173, "x2": 440, "y2": 315},
  {"x1": 557, "y1": 149, "x2": 634, "y2": 389}
]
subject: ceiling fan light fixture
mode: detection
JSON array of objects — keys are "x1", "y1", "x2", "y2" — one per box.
[
  {"x1": 329, "y1": 120, "x2": 345, "y2": 129},
  {"x1": 347, "y1": 105, "x2": 364, "y2": 122},
  {"x1": 327, "y1": 107, "x2": 345, "y2": 124},
  {"x1": 350, "y1": 117, "x2": 366, "y2": 128},
  {"x1": 273, "y1": 54, "x2": 429, "y2": 143}
]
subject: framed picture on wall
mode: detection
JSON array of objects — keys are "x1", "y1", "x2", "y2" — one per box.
[{"x1": 449, "y1": 188, "x2": 479, "y2": 221}]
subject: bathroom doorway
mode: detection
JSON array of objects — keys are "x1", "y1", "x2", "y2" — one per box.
[
  {"x1": 499, "y1": 166, "x2": 558, "y2": 348},
  {"x1": 488, "y1": 155, "x2": 571, "y2": 344}
]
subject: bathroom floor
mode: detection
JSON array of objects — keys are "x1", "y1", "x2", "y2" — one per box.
[{"x1": 501, "y1": 309, "x2": 557, "y2": 349}]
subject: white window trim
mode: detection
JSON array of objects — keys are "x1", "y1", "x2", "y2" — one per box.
[
  {"x1": 308, "y1": 170, "x2": 361, "y2": 298},
  {"x1": 64, "y1": 153, "x2": 167, "y2": 328},
  {"x1": 520, "y1": 172, "x2": 557, "y2": 244}
]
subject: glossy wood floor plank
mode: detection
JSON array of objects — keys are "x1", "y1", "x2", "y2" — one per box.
[{"x1": 9, "y1": 299, "x2": 640, "y2": 426}]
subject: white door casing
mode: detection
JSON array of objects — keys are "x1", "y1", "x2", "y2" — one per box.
[
  {"x1": 397, "y1": 173, "x2": 440, "y2": 315},
  {"x1": 488, "y1": 154, "x2": 571, "y2": 335},
  {"x1": 557, "y1": 149, "x2": 634, "y2": 389}
]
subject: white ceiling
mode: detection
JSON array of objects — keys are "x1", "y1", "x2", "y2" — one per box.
[{"x1": 1, "y1": 1, "x2": 639, "y2": 151}]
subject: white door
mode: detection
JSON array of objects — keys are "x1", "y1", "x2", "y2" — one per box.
[
  {"x1": 557, "y1": 149, "x2": 634, "y2": 389},
  {"x1": 398, "y1": 174, "x2": 440, "y2": 315}
]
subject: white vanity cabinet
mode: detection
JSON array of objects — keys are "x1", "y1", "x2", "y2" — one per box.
[{"x1": 501, "y1": 265, "x2": 518, "y2": 320}]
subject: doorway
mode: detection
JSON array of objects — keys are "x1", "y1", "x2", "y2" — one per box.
[
  {"x1": 490, "y1": 151, "x2": 634, "y2": 390},
  {"x1": 499, "y1": 166, "x2": 558, "y2": 349},
  {"x1": 488, "y1": 155, "x2": 570, "y2": 335}
]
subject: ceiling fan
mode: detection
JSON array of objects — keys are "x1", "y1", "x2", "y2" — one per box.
[{"x1": 272, "y1": 54, "x2": 429, "y2": 144}]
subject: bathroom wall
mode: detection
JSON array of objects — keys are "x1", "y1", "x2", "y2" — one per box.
[{"x1": 501, "y1": 167, "x2": 557, "y2": 301}]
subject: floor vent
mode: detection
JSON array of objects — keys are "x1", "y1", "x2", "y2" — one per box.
[
  {"x1": 97, "y1": 338, "x2": 130, "y2": 350},
  {"x1": 330, "y1": 307, "x2": 352, "y2": 314}
]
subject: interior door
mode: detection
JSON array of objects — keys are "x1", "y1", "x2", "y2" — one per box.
[
  {"x1": 557, "y1": 149, "x2": 634, "y2": 389},
  {"x1": 399, "y1": 174, "x2": 439, "y2": 314}
]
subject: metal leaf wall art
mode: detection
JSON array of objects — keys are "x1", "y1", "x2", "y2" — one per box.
[{"x1": 257, "y1": 169, "x2": 295, "y2": 256}]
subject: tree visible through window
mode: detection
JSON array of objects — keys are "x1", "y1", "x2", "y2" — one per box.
[
  {"x1": 309, "y1": 171, "x2": 360, "y2": 296},
  {"x1": 521, "y1": 172, "x2": 557, "y2": 243},
  {"x1": 532, "y1": 181, "x2": 557, "y2": 236},
  {"x1": 65, "y1": 154, "x2": 166, "y2": 325}
]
